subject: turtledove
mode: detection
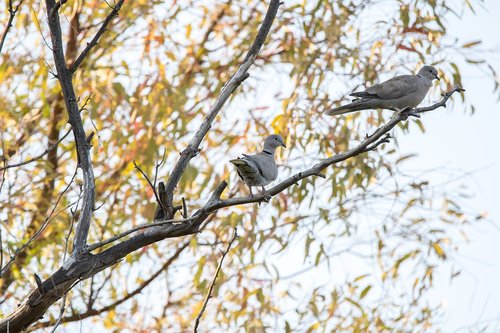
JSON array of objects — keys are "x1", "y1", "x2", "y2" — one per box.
[
  {"x1": 326, "y1": 65, "x2": 439, "y2": 116},
  {"x1": 230, "y1": 134, "x2": 286, "y2": 196}
]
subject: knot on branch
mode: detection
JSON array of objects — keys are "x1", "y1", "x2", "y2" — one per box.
[
  {"x1": 34, "y1": 273, "x2": 45, "y2": 296},
  {"x1": 364, "y1": 133, "x2": 392, "y2": 152},
  {"x1": 208, "y1": 181, "x2": 228, "y2": 204},
  {"x1": 154, "y1": 181, "x2": 168, "y2": 220},
  {"x1": 180, "y1": 147, "x2": 201, "y2": 158}
]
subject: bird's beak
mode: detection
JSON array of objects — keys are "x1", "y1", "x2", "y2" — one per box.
[
  {"x1": 434, "y1": 74, "x2": 440, "y2": 81},
  {"x1": 281, "y1": 142, "x2": 287, "y2": 148}
]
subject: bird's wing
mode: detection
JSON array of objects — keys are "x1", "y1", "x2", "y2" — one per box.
[
  {"x1": 229, "y1": 156, "x2": 261, "y2": 178},
  {"x1": 351, "y1": 75, "x2": 418, "y2": 100},
  {"x1": 250, "y1": 153, "x2": 278, "y2": 182}
]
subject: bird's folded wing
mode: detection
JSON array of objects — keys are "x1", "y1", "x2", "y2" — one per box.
[
  {"x1": 229, "y1": 156, "x2": 261, "y2": 177},
  {"x1": 249, "y1": 153, "x2": 277, "y2": 181},
  {"x1": 358, "y1": 75, "x2": 418, "y2": 100}
]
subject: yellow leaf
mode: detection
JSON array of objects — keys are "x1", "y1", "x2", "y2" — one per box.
[
  {"x1": 433, "y1": 243, "x2": 446, "y2": 259},
  {"x1": 166, "y1": 51, "x2": 176, "y2": 61}
]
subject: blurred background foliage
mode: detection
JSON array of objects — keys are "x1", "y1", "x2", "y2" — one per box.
[{"x1": 0, "y1": 0, "x2": 497, "y2": 331}]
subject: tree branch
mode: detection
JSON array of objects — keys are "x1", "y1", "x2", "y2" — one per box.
[
  {"x1": 0, "y1": 85, "x2": 459, "y2": 331},
  {"x1": 0, "y1": 0, "x2": 23, "y2": 55},
  {"x1": 202, "y1": 86, "x2": 465, "y2": 210},
  {"x1": 68, "y1": 0, "x2": 124, "y2": 74},
  {"x1": 45, "y1": 0, "x2": 96, "y2": 253},
  {"x1": 0, "y1": 168, "x2": 78, "y2": 278},
  {"x1": 193, "y1": 228, "x2": 238, "y2": 333},
  {"x1": 0, "y1": 0, "x2": 462, "y2": 327},
  {"x1": 162, "y1": 0, "x2": 282, "y2": 215},
  {"x1": 0, "y1": 127, "x2": 72, "y2": 172},
  {"x1": 415, "y1": 86, "x2": 465, "y2": 113},
  {"x1": 83, "y1": 87, "x2": 465, "y2": 252},
  {"x1": 133, "y1": 161, "x2": 169, "y2": 220},
  {"x1": 33, "y1": 240, "x2": 191, "y2": 329}
]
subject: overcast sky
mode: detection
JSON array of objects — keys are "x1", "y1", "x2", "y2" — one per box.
[{"x1": 397, "y1": 1, "x2": 500, "y2": 331}]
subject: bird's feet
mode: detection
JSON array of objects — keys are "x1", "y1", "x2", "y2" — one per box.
[
  {"x1": 399, "y1": 108, "x2": 421, "y2": 120},
  {"x1": 260, "y1": 187, "x2": 272, "y2": 203},
  {"x1": 262, "y1": 194, "x2": 272, "y2": 203}
]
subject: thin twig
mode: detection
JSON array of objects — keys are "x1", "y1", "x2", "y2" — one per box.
[
  {"x1": 133, "y1": 161, "x2": 168, "y2": 221},
  {"x1": 0, "y1": 168, "x2": 77, "y2": 276},
  {"x1": 85, "y1": 215, "x2": 191, "y2": 252},
  {"x1": 0, "y1": 128, "x2": 72, "y2": 172},
  {"x1": 69, "y1": 0, "x2": 124, "y2": 74},
  {"x1": 363, "y1": 133, "x2": 391, "y2": 153},
  {"x1": 84, "y1": 88, "x2": 464, "y2": 252},
  {"x1": 416, "y1": 85, "x2": 465, "y2": 113},
  {"x1": 162, "y1": 0, "x2": 282, "y2": 213},
  {"x1": 49, "y1": 295, "x2": 67, "y2": 333},
  {"x1": 0, "y1": 157, "x2": 6, "y2": 194},
  {"x1": 181, "y1": 197, "x2": 187, "y2": 218},
  {"x1": 0, "y1": 0, "x2": 24, "y2": 54},
  {"x1": 153, "y1": 148, "x2": 167, "y2": 189},
  {"x1": 193, "y1": 228, "x2": 238, "y2": 333}
]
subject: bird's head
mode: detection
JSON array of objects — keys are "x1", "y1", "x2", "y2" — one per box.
[
  {"x1": 264, "y1": 134, "x2": 286, "y2": 150},
  {"x1": 418, "y1": 65, "x2": 440, "y2": 81}
]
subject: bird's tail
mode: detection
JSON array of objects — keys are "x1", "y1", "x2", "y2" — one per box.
[
  {"x1": 229, "y1": 158, "x2": 248, "y2": 166},
  {"x1": 229, "y1": 158, "x2": 256, "y2": 175},
  {"x1": 325, "y1": 99, "x2": 368, "y2": 116}
]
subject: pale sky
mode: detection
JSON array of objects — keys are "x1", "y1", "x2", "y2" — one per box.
[{"x1": 398, "y1": 1, "x2": 500, "y2": 331}]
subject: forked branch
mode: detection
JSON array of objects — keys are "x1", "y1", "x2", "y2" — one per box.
[
  {"x1": 83, "y1": 86, "x2": 464, "y2": 251},
  {"x1": 69, "y1": 0, "x2": 124, "y2": 73},
  {"x1": 162, "y1": 0, "x2": 282, "y2": 215},
  {"x1": 0, "y1": 0, "x2": 24, "y2": 54},
  {"x1": 45, "y1": 0, "x2": 96, "y2": 252}
]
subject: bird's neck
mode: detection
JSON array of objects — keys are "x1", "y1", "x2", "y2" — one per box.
[
  {"x1": 417, "y1": 74, "x2": 432, "y2": 87},
  {"x1": 262, "y1": 146, "x2": 275, "y2": 156}
]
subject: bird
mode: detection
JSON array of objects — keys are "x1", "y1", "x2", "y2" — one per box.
[
  {"x1": 325, "y1": 65, "x2": 439, "y2": 116},
  {"x1": 229, "y1": 134, "x2": 286, "y2": 197}
]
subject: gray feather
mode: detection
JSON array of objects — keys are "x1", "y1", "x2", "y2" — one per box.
[
  {"x1": 326, "y1": 65, "x2": 439, "y2": 116},
  {"x1": 229, "y1": 134, "x2": 285, "y2": 193}
]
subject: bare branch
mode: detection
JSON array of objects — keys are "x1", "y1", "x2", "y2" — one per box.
[
  {"x1": 133, "y1": 161, "x2": 169, "y2": 220},
  {"x1": 45, "y1": 0, "x2": 96, "y2": 253},
  {"x1": 34, "y1": 239, "x2": 192, "y2": 329},
  {"x1": 193, "y1": 228, "x2": 238, "y2": 333},
  {"x1": 0, "y1": 157, "x2": 6, "y2": 195},
  {"x1": 84, "y1": 88, "x2": 465, "y2": 251},
  {"x1": 69, "y1": 0, "x2": 124, "y2": 74},
  {"x1": 48, "y1": 295, "x2": 67, "y2": 333},
  {"x1": 84, "y1": 215, "x2": 190, "y2": 252},
  {"x1": 162, "y1": 0, "x2": 282, "y2": 215},
  {"x1": 194, "y1": 87, "x2": 466, "y2": 213},
  {"x1": 416, "y1": 85, "x2": 465, "y2": 113},
  {"x1": 0, "y1": 0, "x2": 462, "y2": 328},
  {"x1": 0, "y1": 0, "x2": 24, "y2": 55},
  {"x1": 0, "y1": 168, "x2": 78, "y2": 277},
  {"x1": 363, "y1": 133, "x2": 391, "y2": 153},
  {"x1": 0, "y1": 128, "x2": 72, "y2": 172}
]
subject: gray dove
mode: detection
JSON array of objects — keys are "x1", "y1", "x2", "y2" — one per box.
[
  {"x1": 326, "y1": 65, "x2": 439, "y2": 116},
  {"x1": 230, "y1": 134, "x2": 286, "y2": 196}
]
